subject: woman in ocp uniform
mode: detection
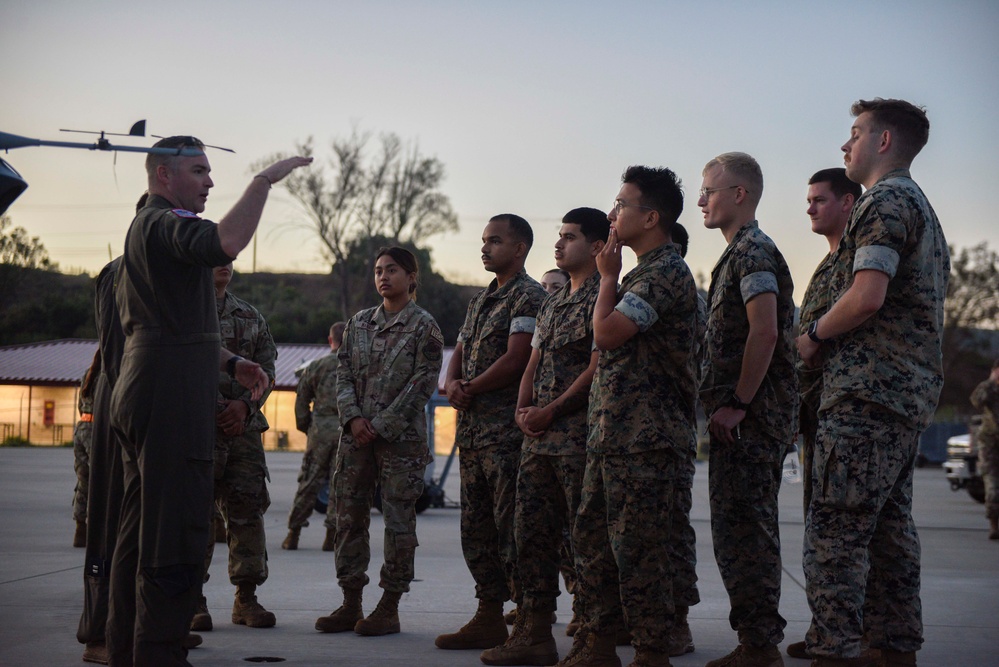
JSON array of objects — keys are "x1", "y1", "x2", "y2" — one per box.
[{"x1": 315, "y1": 246, "x2": 444, "y2": 637}]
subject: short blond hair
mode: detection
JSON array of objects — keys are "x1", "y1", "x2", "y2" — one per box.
[{"x1": 704, "y1": 152, "x2": 763, "y2": 205}]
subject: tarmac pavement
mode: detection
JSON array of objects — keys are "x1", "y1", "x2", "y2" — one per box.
[{"x1": 0, "y1": 446, "x2": 996, "y2": 667}]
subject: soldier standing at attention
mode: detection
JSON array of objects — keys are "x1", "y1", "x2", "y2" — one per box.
[
  {"x1": 191, "y1": 262, "x2": 278, "y2": 632},
  {"x1": 794, "y1": 168, "x2": 861, "y2": 518},
  {"x1": 557, "y1": 166, "x2": 699, "y2": 667},
  {"x1": 283, "y1": 321, "x2": 347, "y2": 551},
  {"x1": 107, "y1": 135, "x2": 309, "y2": 667},
  {"x1": 667, "y1": 228, "x2": 704, "y2": 661},
  {"x1": 72, "y1": 356, "x2": 99, "y2": 548},
  {"x1": 971, "y1": 360, "x2": 999, "y2": 541},
  {"x1": 797, "y1": 99, "x2": 949, "y2": 667},
  {"x1": 315, "y1": 246, "x2": 444, "y2": 637},
  {"x1": 535, "y1": 263, "x2": 573, "y2": 630},
  {"x1": 480, "y1": 207, "x2": 608, "y2": 666},
  {"x1": 699, "y1": 152, "x2": 797, "y2": 667},
  {"x1": 435, "y1": 215, "x2": 546, "y2": 651},
  {"x1": 785, "y1": 169, "x2": 868, "y2": 664}
]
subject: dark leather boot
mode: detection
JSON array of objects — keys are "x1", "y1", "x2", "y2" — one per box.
[{"x1": 315, "y1": 587, "x2": 364, "y2": 633}]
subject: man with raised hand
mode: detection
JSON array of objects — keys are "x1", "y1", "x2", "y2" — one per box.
[{"x1": 108, "y1": 136, "x2": 309, "y2": 667}]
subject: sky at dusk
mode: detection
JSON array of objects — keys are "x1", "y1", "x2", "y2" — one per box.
[{"x1": 3, "y1": 1, "x2": 998, "y2": 301}]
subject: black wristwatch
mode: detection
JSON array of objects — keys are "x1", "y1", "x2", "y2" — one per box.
[
  {"x1": 726, "y1": 392, "x2": 751, "y2": 411},
  {"x1": 807, "y1": 320, "x2": 826, "y2": 344},
  {"x1": 226, "y1": 355, "x2": 244, "y2": 378}
]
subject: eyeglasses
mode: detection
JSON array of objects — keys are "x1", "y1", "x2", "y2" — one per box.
[
  {"x1": 698, "y1": 185, "x2": 742, "y2": 199},
  {"x1": 611, "y1": 199, "x2": 656, "y2": 214}
]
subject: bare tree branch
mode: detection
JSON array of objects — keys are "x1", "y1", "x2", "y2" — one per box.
[
  {"x1": 943, "y1": 242, "x2": 999, "y2": 377},
  {"x1": 255, "y1": 129, "x2": 458, "y2": 318}
]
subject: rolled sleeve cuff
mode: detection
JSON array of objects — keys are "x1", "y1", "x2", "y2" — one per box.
[
  {"x1": 370, "y1": 415, "x2": 400, "y2": 442},
  {"x1": 510, "y1": 316, "x2": 536, "y2": 335},
  {"x1": 740, "y1": 271, "x2": 777, "y2": 303},
  {"x1": 615, "y1": 292, "x2": 658, "y2": 332},
  {"x1": 854, "y1": 245, "x2": 899, "y2": 278},
  {"x1": 339, "y1": 405, "x2": 362, "y2": 427}
]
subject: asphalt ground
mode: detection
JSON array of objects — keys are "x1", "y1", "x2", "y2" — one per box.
[{"x1": 0, "y1": 447, "x2": 995, "y2": 667}]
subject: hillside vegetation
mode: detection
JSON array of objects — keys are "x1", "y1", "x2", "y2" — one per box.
[{"x1": 0, "y1": 266, "x2": 478, "y2": 346}]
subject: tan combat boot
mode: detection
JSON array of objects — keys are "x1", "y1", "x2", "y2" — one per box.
[
  {"x1": 321, "y1": 527, "x2": 336, "y2": 552},
  {"x1": 480, "y1": 608, "x2": 559, "y2": 665},
  {"x1": 182, "y1": 633, "x2": 203, "y2": 649},
  {"x1": 74, "y1": 520, "x2": 87, "y2": 548},
  {"x1": 282, "y1": 527, "x2": 300, "y2": 550},
  {"x1": 435, "y1": 599, "x2": 509, "y2": 650},
  {"x1": 627, "y1": 647, "x2": 672, "y2": 667},
  {"x1": 315, "y1": 587, "x2": 364, "y2": 633},
  {"x1": 232, "y1": 583, "x2": 276, "y2": 628},
  {"x1": 555, "y1": 629, "x2": 621, "y2": 667},
  {"x1": 191, "y1": 595, "x2": 213, "y2": 631},
  {"x1": 666, "y1": 605, "x2": 693, "y2": 657},
  {"x1": 879, "y1": 649, "x2": 917, "y2": 666},
  {"x1": 790, "y1": 635, "x2": 879, "y2": 665},
  {"x1": 506, "y1": 606, "x2": 558, "y2": 627},
  {"x1": 704, "y1": 643, "x2": 783, "y2": 667},
  {"x1": 82, "y1": 641, "x2": 108, "y2": 664},
  {"x1": 354, "y1": 589, "x2": 402, "y2": 636},
  {"x1": 810, "y1": 658, "x2": 880, "y2": 667},
  {"x1": 786, "y1": 641, "x2": 811, "y2": 659}
]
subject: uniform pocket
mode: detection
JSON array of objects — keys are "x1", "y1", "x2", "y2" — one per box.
[{"x1": 815, "y1": 412, "x2": 884, "y2": 511}]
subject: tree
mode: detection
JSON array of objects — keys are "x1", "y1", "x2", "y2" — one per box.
[
  {"x1": 258, "y1": 130, "x2": 458, "y2": 318},
  {"x1": 938, "y1": 242, "x2": 999, "y2": 411},
  {"x1": 0, "y1": 215, "x2": 58, "y2": 315},
  {"x1": 0, "y1": 215, "x2": 55, "y2": 269},
  {"x1": 944, "y1": 242, "x2": 999, "y2": 373}
]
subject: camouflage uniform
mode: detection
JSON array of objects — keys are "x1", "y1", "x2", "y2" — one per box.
[
  {"x1": 456, "y1": 268, "x2": 546, "y2": 603},
  {"x1": 72, "y1": 374, "x2": 95, "y2": 523},
  {"x1": 798, "y1": 252, "x2": 835, "y2": 515},
  {"x1": 575, "y1": 242, "x2": 699, "y2": 653},
  {"x1": 671, "y1": 295, "x2": 708, "y2": 613},
  {"x1": 971, "y1": 378, "x2": 999, "y2": 521},
  {"x1": 333, "y1": 300, "x2": 443, "y2": 593},
  {"x1": 669, "y1": 456, "x2": 699, "y2": 609},
  {"x1": 804, "y1": 168, "x2": 949, "y2": 658},
  {"x1": 798, "y1": 245, "x2": 878, "y2": 648},
  {"x1": 204, "y1": 291, "x2": 277, "y2": 587},
  {"x1": 516, "y1": 272, "x2": 600, "y2": 616},
  {"x1": 700, "y1": 220, "x2": 797, "y2": 648},
  {"x1": 287, "y1": 353, "x2": 341, "y2": 531}
]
